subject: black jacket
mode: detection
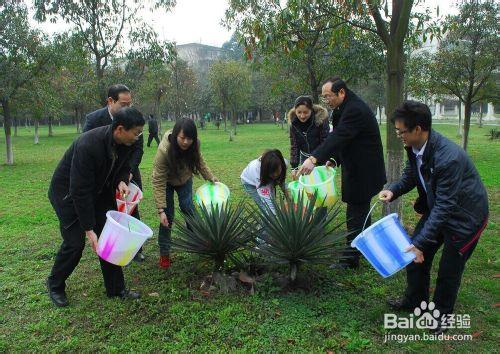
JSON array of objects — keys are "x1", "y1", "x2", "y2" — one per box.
[
  {"x1": 388, "y1": 129, "x2": 489, "y2": 253},
  {"x1": 313, "y1": 89, "x2": 386, "y2": 204},
  {"x1": 83, "y1": 107, "x2": 144, "y2": 176},
  {"x1": 148, "y1": 118, "x2": 159, "y2": 134},
  {"x1": 288, "y1": 104, "x2": 329, "y2": 168},
  {"x1": 48, "y1": 126, "x2": 134, "y2": 231}
]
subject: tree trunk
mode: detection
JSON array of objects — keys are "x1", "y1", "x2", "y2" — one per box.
[
  {"x1": 14, "y1": 116, "x2": 18, "y2": 137},
  {"x1": 48, "y1": 116, "x2": 53, "y2": 137},
  {"x1": 156, "y1": 94, "x2": 162, "y2": 134},
  {"x1": 478, "y1": 103, "x2": 483, "y2": 128},
  {"x1": 233, "y1": 110, "x2": 237, "y2": 136},
  {"x1": 34, "y1": 120, "x2": 39, "y2": 144},
  {"x1": 462, "y1": 100, "x2": 472, "y2": 151},
  {"x1": 457, "y1": 102, "x2": 462, "y2": 137},
  {"x1": 383, "y1": 44, "x2": 404, "y2": 216},
  {"x1": 96, "y1": 59, "x2": 107, "y2": 106},
  {"x1": 306, "y1": 51, "x2": 319, "y2": 102},
  {"x1": 223, "y1": 110, "x2": 227, "y2": 132},
  {"x1": 2, "y1": 98, "x2": 14, "y2": 165},
  {"x1": 75, "y1": 107, "x2": 81, "y2": 133}
]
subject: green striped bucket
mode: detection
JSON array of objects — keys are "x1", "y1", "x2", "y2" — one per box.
[
  {"x1": 299, "y1": 166, "x2": 338, "y2": 207},
  {"x1": 195, "y1": 182, "x2": 230, "y2": 210}
]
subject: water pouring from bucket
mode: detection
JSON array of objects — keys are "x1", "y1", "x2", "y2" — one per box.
[{"x1": 350, "y1": 201, "x2": 416, "y2": 278}]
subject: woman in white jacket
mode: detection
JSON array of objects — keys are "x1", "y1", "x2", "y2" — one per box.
[{"x1": 241, "y1": 149, "x2": 288, "y2": 214}]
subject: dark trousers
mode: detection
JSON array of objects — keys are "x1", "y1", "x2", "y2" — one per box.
[
  {"x1": 147, "y1": 133, "x2": 160, "y2": 147},
  {"x1": 158, "y1": 178, "x2": 194, "y2": 256},
  {"x1": 344, "y1": 201, "x2": 371, "y2": 265},
  {"x1": 404, "y1": 216, "x2": 482, "y2": 315},
  {"x1": 48, "y1": 221, "x2": 125, "y2": 297}
]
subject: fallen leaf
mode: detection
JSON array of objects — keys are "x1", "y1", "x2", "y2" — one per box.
[
  {"x1": 493, "y1": 274, "x2": 500, "y2": 278},
  {"x1": 287, "y1": 339, "x2": 295, "y2": 344},
  {"x1": 492, "y1": 303, "x2": 500, "y2": 308},
  {"x1": 239, "y1": 271, "x2": 255, "y2": 284},
  {"x1": 472, "y1": 331, "x2": 482, "y2": 338},
  {"x1": 148, "y1": 292, "x2": 159, "y2": 297}
]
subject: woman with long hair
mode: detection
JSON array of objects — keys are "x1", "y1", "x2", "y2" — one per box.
[{"x1": 152, "y1": 118, "x2": 218, "y2": 269}]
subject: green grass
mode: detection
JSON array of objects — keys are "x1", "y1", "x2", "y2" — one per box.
[{"x1": 0, "y1": 122, "x2": 498, "y2": 352}]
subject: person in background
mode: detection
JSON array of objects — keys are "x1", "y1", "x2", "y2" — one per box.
[{"x1": 147, "y1": 114, "x2": 160, "y2": 147}]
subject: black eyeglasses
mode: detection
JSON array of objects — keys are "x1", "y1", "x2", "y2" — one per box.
[{"x1": 395, "y1": 129, "x2": 410, "y2": 136}]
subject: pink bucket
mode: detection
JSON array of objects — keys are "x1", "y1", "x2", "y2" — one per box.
[{"x1": 116, "y1": 182, "x2": 142, "y2": 215}]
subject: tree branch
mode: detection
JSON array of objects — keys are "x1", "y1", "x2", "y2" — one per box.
[
  {"x1": 366, "y1": 0, "x2": 390, "y2": 45},
  {"x1": 394, "y1": 0, "x2": 414, "y2": 45}
]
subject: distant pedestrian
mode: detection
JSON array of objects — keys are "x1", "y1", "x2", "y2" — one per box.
[{"x1": 147, "y1": 114, "x2": 160, "y2": 147}]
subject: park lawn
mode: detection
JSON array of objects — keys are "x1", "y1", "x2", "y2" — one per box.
[{"x1": 0, "y1": 122, "x2": 498, "y2": 352}]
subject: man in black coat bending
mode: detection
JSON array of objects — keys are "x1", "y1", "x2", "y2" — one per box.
[
  {"x1": 47, "y1": 107, "x2": 145, "y2": 307},
  {"x1": 84, "y1": 84, "x2": 145, "y2": 262},
  {"x1": 299, "y1": 77, "x2": 386, "y2": 269}
]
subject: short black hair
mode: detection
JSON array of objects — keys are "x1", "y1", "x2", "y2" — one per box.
[
  {"x1": 108, "y1": 84, "x2": 130, "y2": 101},
  {"x1": 112, "y1": 107, "x2": 145, "y2": 130},
  {"x1": 324, "y1": 76, "x2": 347, "y2": 94},
  {"x1": 391, "y1": 100, "x2": 432, "y2": 132}
]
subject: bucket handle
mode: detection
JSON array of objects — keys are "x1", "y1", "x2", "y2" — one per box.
[
  {"x1": 360, "y1": 200, "x2": 381, "y2": 236},
  {"x1": 328, "y1": 157, "x2": 337, "y2": 168}
]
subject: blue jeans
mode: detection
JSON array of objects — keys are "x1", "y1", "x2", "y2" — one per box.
[
  {"x1": 242, "y1": 182, "x2": 273, "y2": 242},
  {"x1": 242, "y1": 182, "x2": 269, "y2": 210},
  {"x1": 158, "y1": 178, "x2": 194, "y2": 256}
]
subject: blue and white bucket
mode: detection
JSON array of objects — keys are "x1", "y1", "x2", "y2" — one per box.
[{"x1": 351, "y1": 213, "x2": 416, "y2": 278}]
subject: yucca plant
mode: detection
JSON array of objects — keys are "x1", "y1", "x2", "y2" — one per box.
[
  {"x1": 251, "y1": 192, "x2": 349, "y2": 282},
  {"x1": 172, "y1": 201, "x2": 256, "y2": 274}
]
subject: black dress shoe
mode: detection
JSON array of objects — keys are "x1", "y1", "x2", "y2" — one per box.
[
  {"x1": 386, "y1": 297, "x2": 415, "y2": 312},
  {"x1": 108, "y1": 289, "x2": 141, "y2": 300},
  {"x1": 430, "y1": 323, "x2": 448, "y2": 335},
  {"x1": 46, "y1": 279, "x2": 69, "y2": 307},
  {"x1": 133, "y1": 251, "x2": 145, "y2": 262}
]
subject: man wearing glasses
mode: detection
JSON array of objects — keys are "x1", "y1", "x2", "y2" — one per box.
[
  {"x1": 83, "y1": 84, "x2": 146, "y2": 262},
  {"x1": 379, "y1": 101, "x2": 488, "y2": 334},
  {"x1": 47, "y1": 107, "x2": 145, "y2": 306},
  {"x1": 298, "y1": 77, "x2": 386, "y2": 269}
]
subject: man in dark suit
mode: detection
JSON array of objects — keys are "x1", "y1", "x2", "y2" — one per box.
[
  {"x1": 147, "y1": 114, "x2": 160, "y2": 147},
  {"x1": 83, "y1": 84, "x2": 145, "y2": 261},
  {"x1": 380, "y1": 101, "x2": 488, "y2": 334},
  {"x1": 47, "y1": 107, "x2": 145, "y2": 307},
  {"x1": 298, "y1": 77, "x2": 387, "y2": 269}
]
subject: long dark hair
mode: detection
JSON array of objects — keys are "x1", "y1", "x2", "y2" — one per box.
[
  {"x1": 259, "y1": 149, "x2": 286, "y2": 187},
  {"x1": 167, "y1": 118, "x2": 202, "y2": 175}
]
